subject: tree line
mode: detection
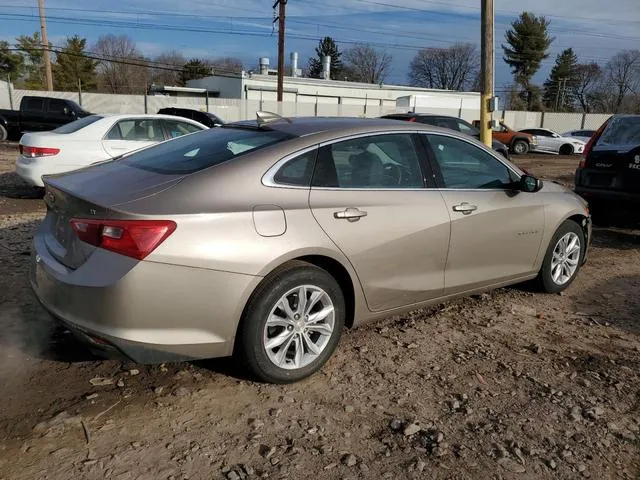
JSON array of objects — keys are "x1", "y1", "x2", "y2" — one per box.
[
  {"x1": 1, "y1": 15, "x2": 639, "y2": 114},
  {"x1": 0, "y1": 33, "x2": 245, "y2": 94},
  {"x1": 501, "y1": 12, "x2": 640, "y2": 114}
]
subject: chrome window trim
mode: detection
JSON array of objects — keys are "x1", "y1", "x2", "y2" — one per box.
[{"x1": 262, "y1": 129, "x2": 527, "y2": 193}]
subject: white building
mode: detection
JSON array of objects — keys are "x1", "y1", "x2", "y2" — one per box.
[{"x1": 186, "y1": 60, "x2": 479, "y2": 111}]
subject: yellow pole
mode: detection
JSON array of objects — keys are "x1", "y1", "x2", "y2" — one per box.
[{"x1": 480, "y1": 0, "x2": 494, "y2": 148}]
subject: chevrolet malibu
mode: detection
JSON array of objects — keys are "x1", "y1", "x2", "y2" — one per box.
[{"x1": 31, "y1": 116, "x2": 591, "y2": 383}]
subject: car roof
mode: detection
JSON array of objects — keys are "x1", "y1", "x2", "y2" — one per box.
[
  {"x1": 96, "y1": 113, "x2": 206, "y2": 123},
  {"x1": 227, "y1": 116, "x2": 461, "y2": 138},
  {"x1": 383, "y1": 112, "x2": 455, "y2": 119}
]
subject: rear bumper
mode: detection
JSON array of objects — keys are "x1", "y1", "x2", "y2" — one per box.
[
  {"x1": 575, "y1": 185, "x2": 640, "y2": 204},
  {"x1": 30, "y1": 232, "x2": 262, "y2": 364},
  {"x1": 15, "y1": 156, "x2": 47, "y2": 187}
]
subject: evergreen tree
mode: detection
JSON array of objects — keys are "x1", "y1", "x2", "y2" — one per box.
[
  {"x1": 180, "y1": 59, "x2": 212, "y2": 85},
  {"x1": 53, "y1": 36, "x2": 98, "y2": 91},
  {"x1": 502, "y1": 12, "x2": 554, "y2": 110},
  {"x1": 0, "y1": 40, "x2": 24, "y2": 79},
  {"x1": 543, "y1": 48, "x2": 578, "y2": 111},
  {"x1": 307, "y1": 37, "x2": 344, "y2": 80},
  {"x1": 17, "y1": 32, "x2": 46, "y2": 89}
]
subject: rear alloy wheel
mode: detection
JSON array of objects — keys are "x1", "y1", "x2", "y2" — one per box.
[
  {"x1": 559, "y1": 144, "x2": 574, "y2": 155},
  {"x1": 238, "y1": 262, "x2": 345, "y2": 383},
  {"x1": 0, "y1": 124, "x2": 7, "y2": 142},
  {"x1": 538, "y1": 220, "x2": 585, "y2": 293},
  {"x1": 512, "y1": 140, "x2": 529, "y2": 155}
]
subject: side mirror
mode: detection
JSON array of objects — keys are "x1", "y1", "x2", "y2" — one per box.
[{"x1": 520, "y1": 174, "x2": 543, "y2": 193}]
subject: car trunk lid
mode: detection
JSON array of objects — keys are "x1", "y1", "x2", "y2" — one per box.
[{"x1": 44, "y1": 160, "x2": 185, "y2": 207}]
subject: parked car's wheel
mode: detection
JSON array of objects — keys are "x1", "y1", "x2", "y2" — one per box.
[
  {"x1": 537, "y1": 220, "x2": 585, "y2": 293},
  {"x1": 0, "y1": 124, "x2": 7, "y2": 142},
  {"x1": 512, "y1": 140, "x2": 529, "y2": 155},
  {"x1": 237, "y1": 261, "x2": 345, "y2": 383},
  {"x1": 559, "y1": 144, "x2": 574, "y2": 155}
]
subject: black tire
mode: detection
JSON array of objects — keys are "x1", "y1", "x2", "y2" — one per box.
[
  {"x1": 537, "y1": 220, "x2": 585, "y2": 293},
  {"x1": 0, "y1": 124, "x2": 7, "y2": 142},
  {"x1": 237, "y1": 261, "x2": 345, "y2": 384},
  {"x1": 512, "y1": 140, "x2": 529, "y2": 155},
  {"x1": 559, "y1": 144, "x2": 574, "y2": 155}
]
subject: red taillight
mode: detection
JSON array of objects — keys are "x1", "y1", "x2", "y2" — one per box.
[
  {"x1": 19, "y1": 145, "x2": 60, "y2": 157},
  {"x1": 408, "y1": 117, "x2": 417, "y2": 122},
  {"x1": 70, "y1": 219, "x2": 176, "y2": 260},
  {"x1": 581, "y1": 119, "x2": 609, "y2": 165}
]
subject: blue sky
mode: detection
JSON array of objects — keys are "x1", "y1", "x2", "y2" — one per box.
[{"x1": 1, "y1": 0, "x2": 639, "y2": 95}]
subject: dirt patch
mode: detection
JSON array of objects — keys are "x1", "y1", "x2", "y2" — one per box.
[{"x1": 0, "y1": 148, "x2": 638, "y2": 480}]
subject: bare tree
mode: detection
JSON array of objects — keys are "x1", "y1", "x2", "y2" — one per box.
[
  {"x1": 210, "y1": 57, "x2": 244, "y2": 74},
  {"x1": 93, "y1": 34, "x2": 149, "y2": 94},
  {"x1": 603, "y1": 49, "x2": 640, "y2": 113},
  {"x1": 573, "y1": 62, "x2": 602, "y2": 113},
  {"x1": 151, "y1": 51, "x2": 186, "y2": 86},
  {"x1": 409, "y1": 43, "x2": 479, "y2": 91},
  {"x1": 342, "y1": 44, "x2": 392, "y2": 83}
]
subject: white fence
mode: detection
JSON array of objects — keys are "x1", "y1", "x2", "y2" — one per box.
[{"x1": 1, "y1": 87, "x2": 612, "y2": 133}]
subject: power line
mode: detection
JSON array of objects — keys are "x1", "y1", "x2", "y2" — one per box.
[
  {"x1": 0, "y1": 12, "x2": 627, "y2": 66},
  {"x1": 1, "y1": 3, "x2": 639, "y2": 45}
]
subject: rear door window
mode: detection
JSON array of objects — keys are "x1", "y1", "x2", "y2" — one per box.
[
  {"x1": 120, "y1": 127, "x2": 294, "y2": 174},
  {"x1": 312, "y1": 133, "x2": 424, "y2": 188},
  {"x1": 106, "y1": 119, "x2": 166, "y2": 141},
  {"x1": 163, "y1": 119, "x2": 204, "y2": 138}
]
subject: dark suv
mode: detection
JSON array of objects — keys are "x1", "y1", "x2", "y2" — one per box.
[
  {"x1": 575, "y1": 115, "x2": 640, "y2": 220},
  {"x1": 157, "y1": 107, "x2": 223, "y2": 128},
  {"x1": 381, "y1": 113, "x2": 510, "y2": 159}
]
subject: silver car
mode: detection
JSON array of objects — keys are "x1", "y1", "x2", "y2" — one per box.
[
  {"x1": 31, "y1": 115, "x2": 591, "y2": 383},
  {"x1": 520, "y1": 128, "x2": 586, "y2": 155}
]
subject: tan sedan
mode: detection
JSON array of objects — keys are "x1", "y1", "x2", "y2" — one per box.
[{"x1": 30, "y1": 115, "x2": 591, "y2": 383}]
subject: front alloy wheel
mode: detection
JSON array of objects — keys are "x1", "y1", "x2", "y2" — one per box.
[
  {"x1": 538, "y1": 220, "x2": 585, "y2": 293},
  {"x1": 550, "y1": 232, "x2": 581, "y2": 285}
]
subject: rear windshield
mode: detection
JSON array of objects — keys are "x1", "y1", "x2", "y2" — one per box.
[
  {"x1": 53, "y1": 115, "x2": 103, "y2": 133},
  {"x1": 599, "y1": 117, "x2": 640, "y2": 146},
  {"x1": 120, "y1": 126, "x2": 295, "y2": 174}
]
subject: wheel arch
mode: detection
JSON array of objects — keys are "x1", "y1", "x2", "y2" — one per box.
[
  {"x1": 252, "y1": 249, "x2": 364, "y2": 329},
  {"x1": 510, "y1": 135, "x2": 530, "y2": 146}
]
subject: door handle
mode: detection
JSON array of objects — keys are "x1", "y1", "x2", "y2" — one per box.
[
  {"x1": 452, "y1": 202, "x2": 478, "y2": 215},
  {"x1": 334, "y1": 207, "x2": 368, "y2": 222}
]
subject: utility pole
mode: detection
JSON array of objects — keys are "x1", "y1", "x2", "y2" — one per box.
[
  {"x1": 38, "y1": 0, "x2": 53, "y2": 91},
  {"x1": 479, "y1": 0, "x2": 494, "y2": 148},
  {"x1": 554, "y1": 77, "x2": 568, "y2": 111},
  {"x1": 273, "y1": 0, "x2": 287, "y2": 102}
]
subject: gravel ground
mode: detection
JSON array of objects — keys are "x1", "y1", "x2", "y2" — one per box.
[{"x1": 0, "y1": 143, "x2": 638, "y2": 480}]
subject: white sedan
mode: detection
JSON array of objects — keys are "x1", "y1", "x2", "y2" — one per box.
[
  {"x1": 519, "y1": 128, "x2": 586, "y2": 155},
  {"x1": 16, "y1": 114, "x2": 208, "y2": 187}
]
